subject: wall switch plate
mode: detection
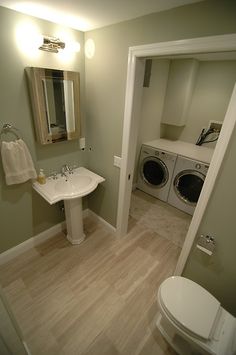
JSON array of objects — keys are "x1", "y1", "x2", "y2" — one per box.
[
  {"x1": 114, "y1": 155, "x2": 122, "y2": 168},
  {"x1": 79, "y1": 137, "x2": 86, "y2": 150}
]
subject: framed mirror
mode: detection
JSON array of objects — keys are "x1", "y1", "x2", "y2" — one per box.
[{"x1": 26, "y1": 67, "x2": 80, "y2": 144}]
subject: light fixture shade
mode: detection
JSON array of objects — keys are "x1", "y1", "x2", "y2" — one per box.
[
  {"x1": 85, "y1": 39, "x2": 95, "y2": 59},
  {"x1": 39, "y1": 36, "x2": 65, "y2": 53}
]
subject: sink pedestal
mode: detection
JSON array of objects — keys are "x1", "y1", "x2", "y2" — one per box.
[
  {"x1": 64, "y1": 198, "x2": 85, "y2": 245},
  {"x1": 33, "y1": 167, "x2": 105, "y2": 246}
]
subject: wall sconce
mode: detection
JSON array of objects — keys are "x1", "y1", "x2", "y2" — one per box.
[
  {"x1": 15, "y1": 23, "x2": 80, "y2": 59},
  {"x1": 39, "y1": 35, "x2": 65, "y2": 53}
]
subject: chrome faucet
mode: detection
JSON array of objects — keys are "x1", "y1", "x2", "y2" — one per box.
[
  {"x1": 61, "y1": 164, "x2": 74, "y2": 176},
  {"x1": 61, "y1": 164, "x2": 70, "y2": 176}
]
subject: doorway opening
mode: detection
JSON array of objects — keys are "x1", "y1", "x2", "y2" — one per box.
[{"x1": 116, "y1": 34, "x2": 236, "y2": 275}]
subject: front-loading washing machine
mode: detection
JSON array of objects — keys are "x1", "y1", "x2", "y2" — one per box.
[
  {"x1": 137, "y1": 144, "x2": 177, "y2": 202},
  {"x1": 168, "y1": 156, "x2": 209, "y2": 215}
]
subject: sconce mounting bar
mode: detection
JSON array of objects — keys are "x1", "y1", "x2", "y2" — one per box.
[{"x1": 39, "y1": 36, "x2": 65, "y2": 53}]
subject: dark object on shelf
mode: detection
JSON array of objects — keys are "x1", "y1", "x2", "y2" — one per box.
[{"x1": 196, "y1": 127, "x2": 220, "y2": 146}]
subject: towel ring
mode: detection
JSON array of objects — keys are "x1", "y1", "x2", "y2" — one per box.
[{"x1": 0, "y1": 123, "x2": 21, "y2": 140}]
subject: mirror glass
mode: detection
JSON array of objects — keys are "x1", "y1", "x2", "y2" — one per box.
[{"x1": 26, "y1": 67, "x2": 80, "y2": 144}]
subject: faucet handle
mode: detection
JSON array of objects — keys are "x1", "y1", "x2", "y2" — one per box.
[
  {"x1": 61, "y1": 164, "x2": 69, "y2": 173},
  {"x1": 68, "y1": 163, "x2": 78, "y2": 174},
  {"x1": 49, "y1": 171, "x2": 58, "y2": 180},
  {"x1": 68, "y1": 165, "x2": 74, "y2": 174}
]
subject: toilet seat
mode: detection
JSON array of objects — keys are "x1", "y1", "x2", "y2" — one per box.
[{"x1": 158, "y1": 276, "x2": 221, "y2": 340}]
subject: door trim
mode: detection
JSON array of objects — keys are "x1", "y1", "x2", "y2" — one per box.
[{"x1": 116, "y1": 33, "x2": 236, "y2": 274}]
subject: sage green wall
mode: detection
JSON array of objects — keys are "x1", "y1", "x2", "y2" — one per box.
[
  {"x1": 0, "y1": 6, "x2": 86, "y2": 253},
  {"x1": 184, "y1": 126, "x2": 236, "y2": 316},
  {"x1": 85, "y1": 0, "x2": 236, "y2": 225}
]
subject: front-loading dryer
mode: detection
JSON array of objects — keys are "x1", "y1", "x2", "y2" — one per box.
[
  {"x1": 168, "y1": 156, "x2": 209, "y2": 215},
  {"x1": 137, "y1": 144, "x2": 177, "y2": 202}
]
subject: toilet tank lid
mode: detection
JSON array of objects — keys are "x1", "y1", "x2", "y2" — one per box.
[{"x1": 159, "y1": 276, "x2": 221, "y2": 340}]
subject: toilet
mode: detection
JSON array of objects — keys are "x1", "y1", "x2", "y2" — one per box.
[{"x1": 156, "y1": 276, "x2": 236, "y2": 355}]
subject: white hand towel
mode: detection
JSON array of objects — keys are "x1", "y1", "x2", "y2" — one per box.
[{"x1": 1, "y1": 139, "x2": 37, "y2": 185}]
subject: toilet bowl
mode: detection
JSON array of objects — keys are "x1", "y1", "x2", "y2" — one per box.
[{"x1": 156, "y1": 276, "x2": 236, "y2": 355}]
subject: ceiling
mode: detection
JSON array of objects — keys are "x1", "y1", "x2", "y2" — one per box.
[{"x1": 0, "y1": 0, "x2": 204, "y2": 32}]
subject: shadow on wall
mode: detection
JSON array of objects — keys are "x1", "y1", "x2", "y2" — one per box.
[
  {"x1": 34, "y1": 140, "x2": 85, "y2": 168},
  {"x1": 161, "y1": 125, "x2": 185, "y2": 141},
  {"x1": 32, "y1": 189, "x2": 63, "y2": 236},
  {"x1": 88, "y1": 183, "x2": 109, "y2": 216},
  {"x1": 0, "y1": 179, "x2": 31, "y2": 203}
]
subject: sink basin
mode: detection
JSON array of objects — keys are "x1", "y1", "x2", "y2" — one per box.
[
  {"x1": 33, "y1": 167, "x2": 105, "y2": 204},
  {"x1": 33, "y1": 167, "x2": 105, "y2": 245},
  {"x1": 55, "y1": 175, "x2": 93, "y2": 195}
]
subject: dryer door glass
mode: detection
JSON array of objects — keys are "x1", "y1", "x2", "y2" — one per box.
[
  {"x1": 174, "y1": 170, "x2": 205, "y2": 205},
  {"x1": 142, "y1": 158, "x2": 168, "y2": 187}
]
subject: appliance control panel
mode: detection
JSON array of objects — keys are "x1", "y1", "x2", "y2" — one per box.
[
  {"x1": 195, "y1": 163, "x2": 209, "y2": 173},
  {"x1": 195, "y1": 163, "x2": 201, "y2": 169},
  {"x1": 155, "y1": 150, "x2": 177, "y2": 162}
]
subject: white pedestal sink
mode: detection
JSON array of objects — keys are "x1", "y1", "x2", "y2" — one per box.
[{"x1": 33, "y1": 167, "x2": 105, "y2": 245}]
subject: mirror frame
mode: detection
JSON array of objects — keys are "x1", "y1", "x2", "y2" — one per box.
[{"x1": 26, "y1": 67, "x2": 81, "y2": 144}]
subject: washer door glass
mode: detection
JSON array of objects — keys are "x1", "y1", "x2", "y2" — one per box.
[
  {"x1": 174, "y1": 170, "x2": 205, "y2": 205},
  {"x1": 141, "y1": 157, "x2": 168, "y2": 188}
]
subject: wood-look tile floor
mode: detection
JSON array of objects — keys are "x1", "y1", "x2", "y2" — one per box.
[{"x1": 0, "y1": 215, "x2": 179, "y2": 355}]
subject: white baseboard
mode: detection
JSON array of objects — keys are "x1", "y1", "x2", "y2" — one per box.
[
  {"x1": 23, "y1": 341, "x2": 32, "y2": 355},
  {"x1": 88, "y1": 209, "x2": 117, "y2": 233},
  {"x1": 0, "y1": 209, "x2": 116, "y2": 265},
  {"x1": 0, "y1": 222, "x2": 65, "y2": 266}
]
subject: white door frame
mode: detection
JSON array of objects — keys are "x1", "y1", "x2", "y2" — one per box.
[{"x1": 116, "y1": 33, "x2": 236, "y2": 274}]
